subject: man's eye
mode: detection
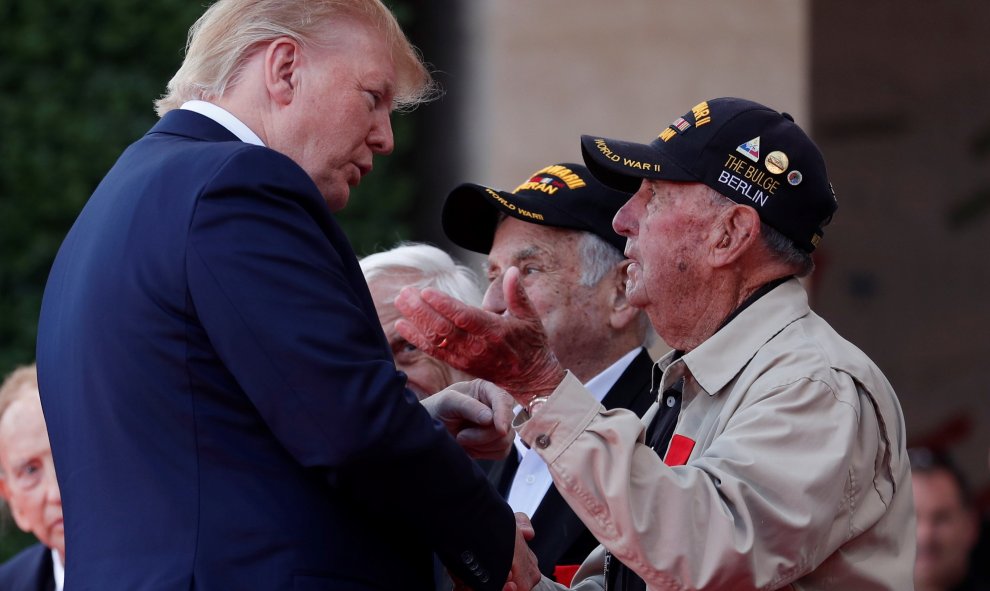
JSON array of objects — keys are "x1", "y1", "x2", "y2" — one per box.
[
  {"x1": 522, "y1": 265, "x2": 541, "y2": 275},
  {"x1": 393, "y1": 340, "x2": 419, "y2": 358}
]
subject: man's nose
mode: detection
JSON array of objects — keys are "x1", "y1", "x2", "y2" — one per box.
[
  {"x1": 370, "y1": 113, "x2": 394, "y2": 155},
  {"x1": 44, "y1": 462, "x2": 62, "y2": 505},
  {"x1": 482, "y1": 276, "x2": 506, "y2": 313}
]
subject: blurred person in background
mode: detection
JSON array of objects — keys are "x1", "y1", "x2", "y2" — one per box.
[
  {"x1": 0, "y1": 363, "x2": 62, "y2": 591},
  {"x1": 911, "y1": 447, "x2": 990, "y2": 591},
  {"x1": 360, "y1": 243, "x2": 483, "y2": 400}
]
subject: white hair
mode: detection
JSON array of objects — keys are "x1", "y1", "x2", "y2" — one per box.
[{"x1": 360, "y1": 242, "x2": 483, "y2": 307}]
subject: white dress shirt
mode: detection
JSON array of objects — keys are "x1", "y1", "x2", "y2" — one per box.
[
  {"x1": 505, "y1": 348, "x2": 641, "y2": 517},
  {"x1": 52, "y1": 549, "x2": 64, "y2": 591},
  {"x1": 180, "y1": 100, "x2": 266, "y2": 146}
]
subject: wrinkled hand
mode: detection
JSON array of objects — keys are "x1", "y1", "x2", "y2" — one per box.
[
  {"x1": 420, "y1": 380, "x2": 516, "y2": 460},
  {"x1": 503, "y1": 513, "x2": 540, "y2": 591},
  {"x1": 395, "y1": 267, "x2": 565, "y2": 405}
]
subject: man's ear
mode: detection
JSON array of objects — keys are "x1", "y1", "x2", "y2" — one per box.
[
  {"x1": 264, "y1": 37, "x2": 302, "y2": 106},
  {"x1": 608, "y1": 260, "x2": 640, "y2": 330},
  {"x1": 709, "y1": 205, "x2": 761, "y2": 268}
]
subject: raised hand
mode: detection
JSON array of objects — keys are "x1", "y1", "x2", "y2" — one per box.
[
  {"x1": 395, "y1": 266, "x2": 565, "y2": 405},
  {"x1": 420, "y1": 380, "x2": 516, "y2": 460}
]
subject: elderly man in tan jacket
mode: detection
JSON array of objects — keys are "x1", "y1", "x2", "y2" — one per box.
[{"x1": 395, "y1": 97, "x2": 915, "y2": 590}]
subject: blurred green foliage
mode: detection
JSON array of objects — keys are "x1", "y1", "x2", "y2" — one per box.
[{"x1": 0, "y1": 0, "x2": 418, "y2": 561}]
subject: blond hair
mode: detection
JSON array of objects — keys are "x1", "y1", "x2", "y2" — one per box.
[
  {"x1": 0, "y1": 363, "x2": 39, "y2": 425},
  {"x1": 154, "y1": 0, "x2": 435, "y2": 115}
]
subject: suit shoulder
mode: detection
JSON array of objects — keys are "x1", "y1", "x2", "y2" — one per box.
[{"x1": 0, "y1": 543, "x2": 51, "y2": 588}]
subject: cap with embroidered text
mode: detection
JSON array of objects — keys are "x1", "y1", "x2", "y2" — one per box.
[
  {"x1": 580, "y1": 97, "x2": 837, "y2": 252},
  {"x1": 442, "y1": 162, "x2": 632, "y2": 254}
]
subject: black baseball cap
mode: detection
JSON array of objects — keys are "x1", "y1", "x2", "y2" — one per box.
[
  {"x1": 442, "y1": 162, "x2": 632, "y2": 254},
  {"x1": 580, "y1": 97, "x2": 837, "y2": 252}
]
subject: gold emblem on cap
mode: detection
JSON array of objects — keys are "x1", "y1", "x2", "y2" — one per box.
[{"x1": 765, "y1": 151, "x2": 789, "y2": 175}]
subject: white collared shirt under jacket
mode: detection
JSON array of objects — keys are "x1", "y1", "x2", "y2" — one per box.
[{"x1": 518, "y1": 278, "x2": 915, "y2": 591}]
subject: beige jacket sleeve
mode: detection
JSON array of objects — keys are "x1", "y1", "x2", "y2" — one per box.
[
  {"x1": 529, "y1": 545, "x2": 607, "y2": 591},
  {"x1": 515, "y1": 370, "x2": 888, "y2": 590}
]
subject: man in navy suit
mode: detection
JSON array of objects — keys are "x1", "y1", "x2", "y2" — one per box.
[
  {"x1": 441, "y1": 163, "x2": 658, "y2": 585},
  {"x1": 0, "y1": 364, "x2": 61, "y2": 591},
  {"x1": 35, "y1": 1, "x2": 538, "y2": 589}
]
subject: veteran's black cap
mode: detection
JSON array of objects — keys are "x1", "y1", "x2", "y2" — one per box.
[
  {"x1": 580, "y1": 97, "x2": 837, "y2": 252},
  {"x1": 442, "y1": 162, "x2": 632, "y2": 254}
]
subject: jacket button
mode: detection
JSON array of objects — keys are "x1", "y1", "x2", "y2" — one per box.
[{"x1": 535, "y1": 434, "x2": 551, "y2": 449}]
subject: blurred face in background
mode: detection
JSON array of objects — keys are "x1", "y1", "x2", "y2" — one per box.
[
  {"x1": 913, "y1": 469, "x2": 978, "y2": 591},
  {"x1": 369, "y1": 274, "x2": 472, "y2": 399},
  {"x1": 0, "y1": 386, "x2": 64, "y2": 560}
]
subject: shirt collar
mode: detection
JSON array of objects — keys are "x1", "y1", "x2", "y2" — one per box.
[
  {"x1": 180, "y1": 100, "x2": 266, "y2": 146},
  {"x1": 52, "y1": 548, "x2": 64, "y2": 591},
  {"x1": 583, "y1": 347, "x2": 642, "y2": 400}
]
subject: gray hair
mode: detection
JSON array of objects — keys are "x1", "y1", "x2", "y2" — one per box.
[
  {"x1": 576, "y1": 232, "x2": 625, "y2": 287},
  {"x1": 360, "y1": 242, "x2": 483, "y2": 307},
  {"x1": 704, "y1": 188, "x2": 814, "y2": 277},
  {"x1": 576, "y1": 232, "x2": 653, "y2": 346},
  {"x1": 155, "y1": 0, "x2": 436, "y2": 116}
]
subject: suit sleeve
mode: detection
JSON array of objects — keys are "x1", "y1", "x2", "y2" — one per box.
[{"x1": 185, "y1": 147, "x2": 514, "y2": 589}]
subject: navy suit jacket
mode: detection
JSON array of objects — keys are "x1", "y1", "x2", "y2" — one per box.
[
  {"x1": 486, "y1": 348, "x2": 655, "y2": 581},
  {"x1": 37, "y1": 110, "x2": 514, "y2": 590},
  {"x1": 0, "y1": 544, "x2": 55, "y2": 591}
]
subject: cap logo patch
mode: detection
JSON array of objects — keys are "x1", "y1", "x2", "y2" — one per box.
[
  {"x1": 513, "y1": 164, "x2": 587, "y2": 195},
  {"x1": 658, "y1": 117, "x2": 692, "y2": 143},
  {"x1": 787, "y1": 170, "x2": 803, "y2": 186},
  {"x1": 691, "y1": 101, "x2": 712, "y2": 126},
  {"x1": 765, "y1": 151, "x2": 789, "y2": 175},
  {"x1": 720, "y1": 154, "x2": 782, "y2": 207},
  {"x1": 736, "y1": 137, "x2": 760, "y2": 162}
]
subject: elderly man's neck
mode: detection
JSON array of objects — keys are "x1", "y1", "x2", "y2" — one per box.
[{"x1": 663, "y1": 262, "x2": 797, "y2": 353}]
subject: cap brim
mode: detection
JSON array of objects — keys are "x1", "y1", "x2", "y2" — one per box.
[
  {"x1": 580, "y1": 135, "x2": 697, "y2": 192},
  {"x1": 441, "y1": 183, "x2": 508, "y2": 253}
]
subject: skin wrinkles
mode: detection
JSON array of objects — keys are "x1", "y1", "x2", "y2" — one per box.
[
  {"x1": 483, "y1": 218, "x2": 619, "y2": 382},
  {"x1": 613, "y1": 180, "x2": 723, "y2": 351}
]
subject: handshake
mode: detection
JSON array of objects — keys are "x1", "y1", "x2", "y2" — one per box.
[{"x1": 422, "y1": 381, "x2": 558, "y2": 591}]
